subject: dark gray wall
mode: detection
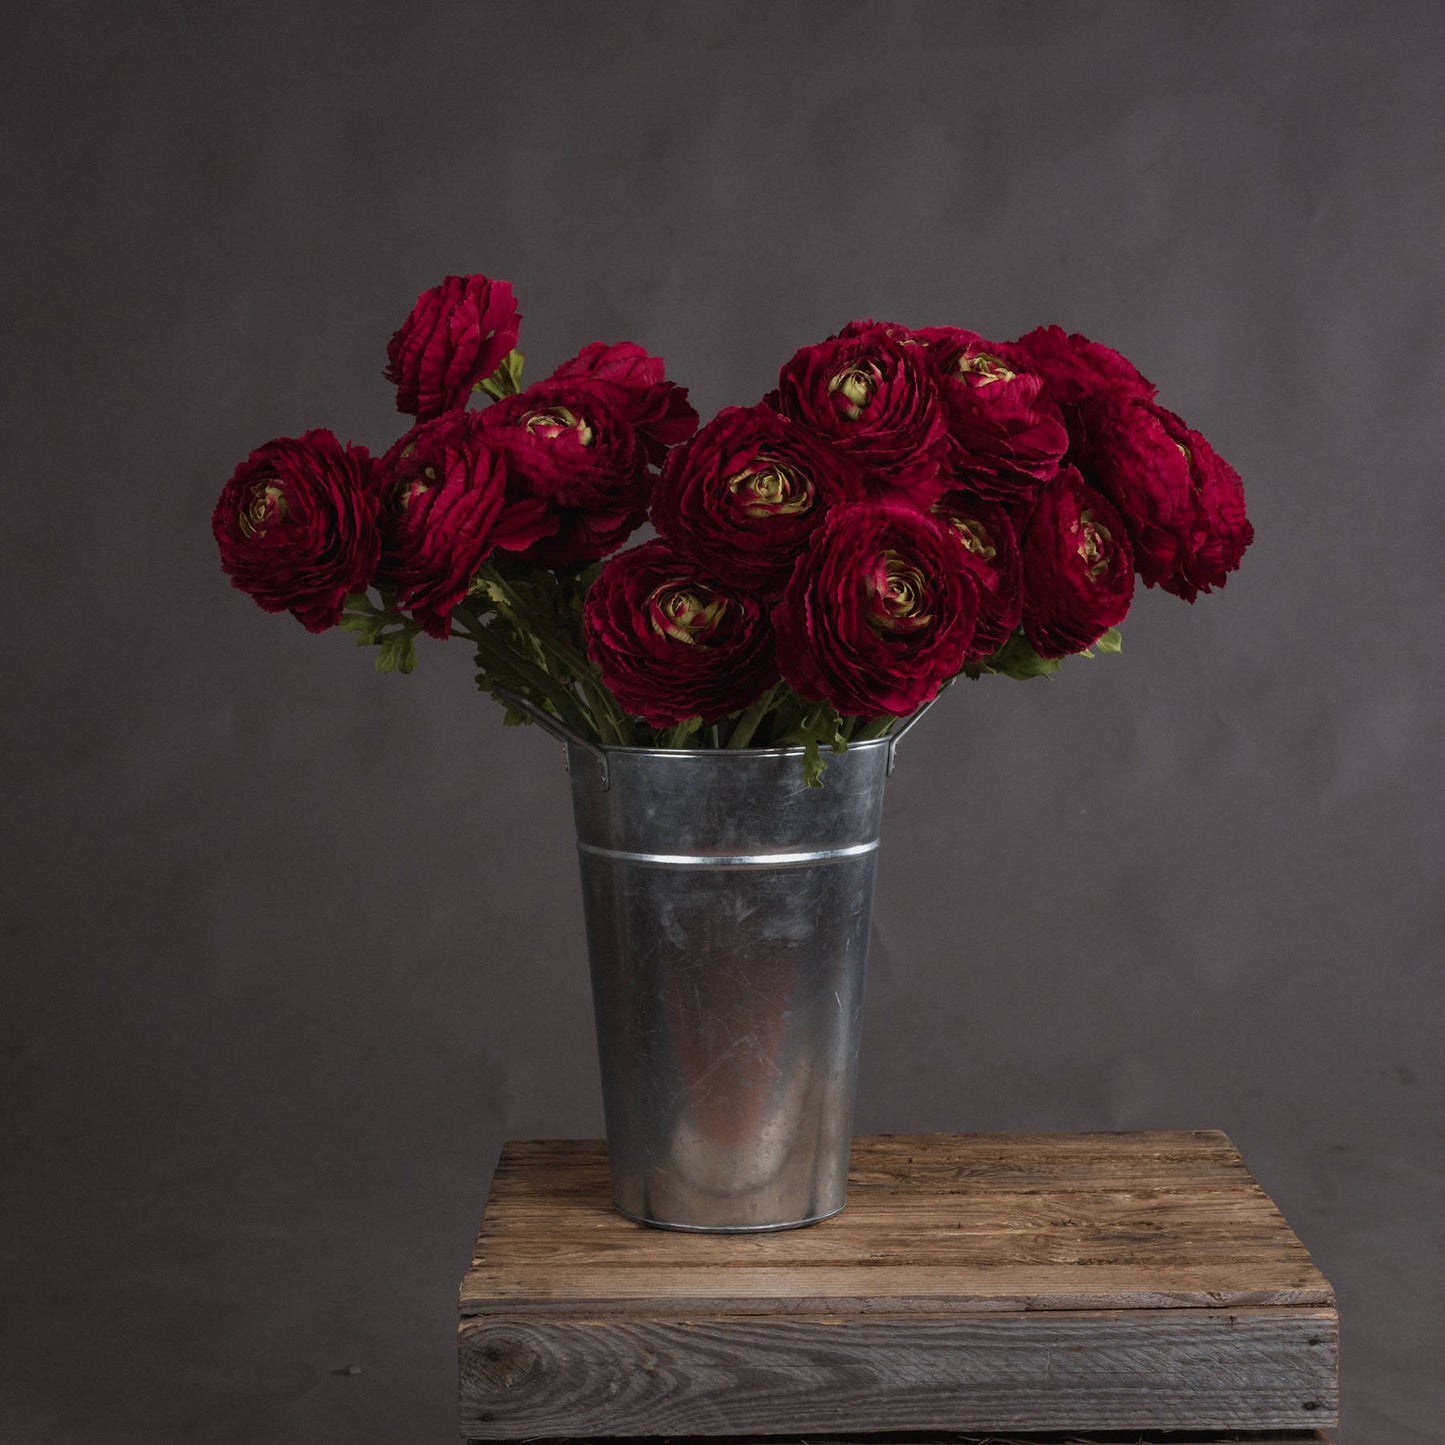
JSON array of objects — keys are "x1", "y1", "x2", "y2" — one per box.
[{"x1": 4, "y1": 3, "x2": 1442, "y2": 1441}]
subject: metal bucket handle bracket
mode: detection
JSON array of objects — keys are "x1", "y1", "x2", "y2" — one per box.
[
  {"x1": 493, "y1": 688, "x2": 610, "y2": 789},
  {"x1": 885, "y1": 681, "x2": 949, "y2": 774}
]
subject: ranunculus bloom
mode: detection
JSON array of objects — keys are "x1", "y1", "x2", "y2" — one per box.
[
  {"x1": 1076, "y1": 396, "x2": 1253, "y2": 600},
  {"x1": 652, "y1": 404, "x2": 863, "y2": 595},
  {"x1": 915, "y1": 325, "x2": 1070, "y2": 502},
  {"x1": 1004, "y1": 324, "x2": 1157, "y2": 407},
  {"x1": 480, "y1": 382, "x2": 650, "y2": 567},
  {"x1": 374, "y1": 412, "x2": 555, "y2": 637},
  {"x1": 547, "y1": 341, "x2": 699, "y2": 465},
  {"x1": 930, "y1": 488, "x2": 1024, "y2": 660},
  {"x1": 770, "y1": 327, "x2": 951, "y2": 505},
  {"x1": 773, "y1": 503, "x2": 979, "y2": 717},
  {"x1": 385, "y1": 274, "x2": 520, "y2": 421},
  {"x1": 1160, "y1": 410, "x2": 1253, "y2": 600},
  {"x1": 1019, "y1": 467, "x2": 1136, "y2": 658},
  {"x1": 583, "y1": 540, "x2": 778, "y2": 726},
  {"x1": 213, "y1": 429, "x2": 381, "y2": 633}
]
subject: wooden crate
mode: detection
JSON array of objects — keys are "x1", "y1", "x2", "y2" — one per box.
[{"x1": 458, "y1": 1132, "x2": 1337, "y2": 1442}]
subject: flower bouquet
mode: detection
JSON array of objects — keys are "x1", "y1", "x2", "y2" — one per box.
[
  {"x1": 213, "y1": 273, "x2": 1252, "y2": 1230},
  {"x1": 213, "y1": 273, "x2": 1252, "y2": 784}
]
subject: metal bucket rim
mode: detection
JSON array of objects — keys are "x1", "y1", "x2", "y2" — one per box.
[{"x1": 569, "y1": 736, "x2": 894, "y2": 762}]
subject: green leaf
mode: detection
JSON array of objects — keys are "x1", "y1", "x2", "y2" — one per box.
[
  {"x1": 397, "y1": 634, "x2": 419, "y2": 675},
  {"x1": 1095, "y1": 626, "x2": 1123, "y2": 655},
  {"x1": 987, "y1": 631, "x2": 1062, "y2": 681},
  {"x1": 339, "y1": 613, "x2": 382, "y2": 643},
  {"x1": 475, "y1": 349, "x2": 525, "y2": 401},
  {"x1": 802, "y1": 737, "x2": 826, "y2": 788}
]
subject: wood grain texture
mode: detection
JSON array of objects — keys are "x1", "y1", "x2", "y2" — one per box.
[
  {"x1": 460, "y1": 1133, "x2": 1333, "y2": 1317},
  {"x1": 460, "y1": 1435, "x2": 1335, "y2": 1444},
  {"x1": 459, "y1": 1308, "x2": 1337, "y2": 1438},
  {"x1": 458, "y1": 1133, "x2": 1338, "y2": 1440}
]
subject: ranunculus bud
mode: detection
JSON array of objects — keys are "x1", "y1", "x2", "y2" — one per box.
[
  {"x1": 212, "y1": 429, "x2": 381, "y2": 632},
  {"x1": 374, "y1": 412, "x2": 554, "y2": 637},
  {"x1": 583, "y1": 540, "x2": 778, "y2": 726},
  {"x1": 1019, "y1": 467, "x2": 1135, "y2": 658},
  {"x1": 652, "y1": 404, "x2": 863, "y2": 595},
  {"x1": 385, "y1": 274, "x2": 521, "y2": 421},
  {"x1": 481, "y1": 381, "x2": 650, "y2": 567},
  {"x1": 773, "y1": 503, "x2": 979, "y2": 717}
]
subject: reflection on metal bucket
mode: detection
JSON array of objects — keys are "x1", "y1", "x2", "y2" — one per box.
[{"x1": 568, "y1": 741, "x2": 891, "y2": 1231}]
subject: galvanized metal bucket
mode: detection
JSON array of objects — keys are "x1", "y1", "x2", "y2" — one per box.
[{"x1": 501, "y1": 694, "x2": 927, "y2": 1232}]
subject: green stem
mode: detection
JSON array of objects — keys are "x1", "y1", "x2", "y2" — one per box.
[
  {"x1": 473, "y1": 562, "x2": 633, "y2": 744},
  {"x1": 853, "y1": 714, "x2": 897, "y2": 742},
  {"x1": 456, "y1": 607, "x2": 598, "y2": 741},
  {"x1": 726, "y1": 681, "x2": 784, "y2": 749}
]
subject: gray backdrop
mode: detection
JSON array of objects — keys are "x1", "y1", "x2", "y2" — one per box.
[{"x1": 4, "y1": 2, "x2": 1442, "y2": 1441}]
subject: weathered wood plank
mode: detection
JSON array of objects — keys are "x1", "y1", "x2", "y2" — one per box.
[
  {"x1": 463, "y1": 1434, "x2": 1334, "y2": 1444},
  {"x1": 461, "y1": 1263, "x2": 1332, "y2": 1316},
  {"x1": 460, "y1": 1134, "x2": 1332, "y2": 1316},
  {"x1": 458, "y1": 1307, "x2": 1338, "y2": 1439}
]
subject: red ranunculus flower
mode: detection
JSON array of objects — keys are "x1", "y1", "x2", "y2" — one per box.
[
  {"x1": 385, "y1": 274, "x2": 520, "y2": 422},
  {"x1": 1073, "y1": 394, "x2": 1198, "y2": 592},
  {"x1": 774, "y1": 503, "x2": 979, "y2": 717},
  {"x1": 1160, "y1": 410, "x2": 1253, "y2": 601},
  {"x1": 213, "y1": 429, "x2": 380, "y2": 633},
  {"x1": 915, "y1": 326, "x2": 1070, "y2": 501},
  {"x1": 770, "y1": 326, "x2": 951, "y2": 505},
  {"x1": 652, "y1": 404, "x2": 864, "y2": 596},
  {"x1": 583, "y1": 540, "x2": 778, "y2": 726},
  {"x1": 1075, "y1": 396, "x2": 1252, "y2": 600},
  {"x1": 481, "y1": 381, "x2": 650, "y2": 568},
  {"x1": 1019, "y1": 467, "x2": 1135, "y2": 658},
  {"x1": 547, "y1": 341, "x2": 699, "y2": 465},
  {"x1": 374, "y1": 412, "x2": 555, "y2": 637},
  {"x1": 930, "y1": 488, "x2": 1024, "y2": 660},
  {"x1": 1004, "y1": 324, "x2": 1157, "y2": 407}
]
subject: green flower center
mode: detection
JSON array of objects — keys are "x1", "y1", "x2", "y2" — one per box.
[
  {"x1": 727, "y1": 458, "x2": 814, "y2": 518},
  {"x1": 238, "y1": 482, "x2": 286, "y2": 539},
  {"x1": 395, "y1": 465, "x2": 438, "y2": 513},
  {"x1": 524, "y1": 406, "x2": 593, "y2": 447},
  {"x1": 827, "y1": 361, "x2": 882, "y2": 420},
  {"x1": 1077, "y1": 509, "x2": 1112, "y2": 581},
  {"x1": 951, "y1": 515, "x2": 997, "y2": 561},
  {"x1": 866, "y1": 550, "x2": 932, "y2": 633},
  {"x1": 956, "y1": 351, "x2": 1015, "y2": 385},
  {"x1": 648, "y1": 582, "x2": 729, "y2": 646}
]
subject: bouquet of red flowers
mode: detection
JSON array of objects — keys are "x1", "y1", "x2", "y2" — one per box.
[{"x1": 213, "y1": 273, "x2": 1252, "y2": 781}]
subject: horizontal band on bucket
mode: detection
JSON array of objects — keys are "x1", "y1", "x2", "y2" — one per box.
[{"x1": 575, "y1": 839, "x2": 879, "y2": 868}]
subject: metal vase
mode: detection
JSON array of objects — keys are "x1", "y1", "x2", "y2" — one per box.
[
  {"x1": 498, "y1": 690, "x2": 925, "y2": 1233},
  {"x1": 566, "y1": 739, "x2": 891, "y2": 1232}
]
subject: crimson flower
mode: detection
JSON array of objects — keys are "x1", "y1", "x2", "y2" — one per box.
[
  {"x1": 213, "y1": 429, "x2": 380, "y2": 632},
  {"x1": 1019, "y1": 467, "x2": 1135, "y2": 658},
  {"x1": 584, "y1": 540, "x2": 777, "y2": 726},
  {"x1": 385, "y1": 274, "x2": 520, "y2": 421},
  {"x1": 773, "y1": 503, "x2": 979, "y2": 716}
]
